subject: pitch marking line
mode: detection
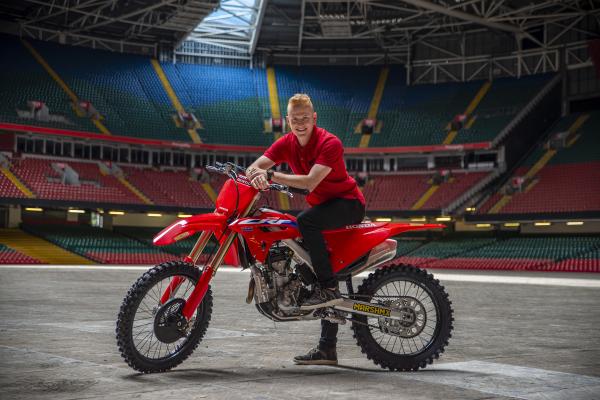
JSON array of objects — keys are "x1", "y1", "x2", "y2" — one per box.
[{"x1": 0, "y1": 265, "x2": 599, "y2": 287}]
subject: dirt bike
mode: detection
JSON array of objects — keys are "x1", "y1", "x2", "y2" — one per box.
[{"x1": 116, "y1": 162, "x2": 454, "y2": 373}]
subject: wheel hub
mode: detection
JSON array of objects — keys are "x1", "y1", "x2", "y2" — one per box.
[
  {"x1": 153, "y1": 298, "x2": 188, "y2": 343},
  {"x1": 379, "y1": 297, "x2": 427, "y2": 338}
]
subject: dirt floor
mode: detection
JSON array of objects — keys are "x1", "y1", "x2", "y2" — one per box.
[{"x1": 1, "y1": 265, "x2": 599, "y2": 400}]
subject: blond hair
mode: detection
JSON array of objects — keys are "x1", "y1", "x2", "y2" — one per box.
[{"x1": 287, "y1": 93, "x2": 313, "y2": 113}]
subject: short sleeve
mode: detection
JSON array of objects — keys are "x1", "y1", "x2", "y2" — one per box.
[
  {"x1": 315, "y1": 137, "x2": 343, "y2": 169},
  {"x1": 263, "y1": 136, "x2": 288, "y2": 165}
]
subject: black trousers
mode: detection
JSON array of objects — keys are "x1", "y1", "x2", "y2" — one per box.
[{"x1": 297, "y1": 197, "x2": 365, "y2": 350}]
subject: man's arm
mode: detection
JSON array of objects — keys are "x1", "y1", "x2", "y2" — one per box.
[
  {"x1": 247, "y1": 155, "x2": 275, "y2": 173},
  {"x1": 271, "y1": 164, "x2": 331, "y2": 192},
  {"x1": 247, "y1": 161, "x2": 331, "y2": 192}
]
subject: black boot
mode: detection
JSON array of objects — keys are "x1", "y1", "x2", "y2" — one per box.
[{"x1": 293, "y1": 347, "x2": 338, "y2": 365}]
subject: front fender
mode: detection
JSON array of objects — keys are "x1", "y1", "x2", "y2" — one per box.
[{"x1": 153, "y1": 213, "x2": 227, "y2": 246}]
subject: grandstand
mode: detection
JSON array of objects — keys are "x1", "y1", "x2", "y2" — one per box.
[
  {"x1": 0, "y1": 3, "x2": 599, "y2": 399},
  {"x1": 0, "y1": 0, "x2": 598, "y2": 272}
]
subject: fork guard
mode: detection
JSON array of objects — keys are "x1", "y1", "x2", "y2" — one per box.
[{"x1": 153, "y1": 213, "x2": 228, "y2": 246}]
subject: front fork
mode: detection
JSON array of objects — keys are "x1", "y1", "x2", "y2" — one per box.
[{"x1": 160, "y1": 230, "x2": 237, "y2": 320}]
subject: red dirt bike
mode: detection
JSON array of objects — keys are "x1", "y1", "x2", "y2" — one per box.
[{"x1": 116, "y1": 162, "x2": 454, "y2": 373}]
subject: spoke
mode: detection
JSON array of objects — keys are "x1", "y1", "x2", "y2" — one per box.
[
  {"x1": 383, "y1": 334, "x2": 393, "y2": 351},
  {"x1": 390, "y1": 337, "x2": 399, "y2": 353},
  {"x1": 145, "y1": 290, "x2": 160, "y2": 305},
  {"x1": 150, "y1": 335, "x2": 161, "y2": 359},
  {"x1": 136, "y1": 331, "x2": 154, "y2": 354},
  {"x1": 157, "y1": 341, "x2": 164, "y2": 359},
  {"x1": 133, "y1": 321, "x2": 154, "y2": 329},
  {"x1": 158, "y1": 278, "x2": 164, "y2": 303},
  {"x1": 141, "y1": 297, "x2": 158, "y2": 311},
  {"x1": 413, "y1": 283, "x2": 421, "y2": 300},
  {"x1": 383, "y1": 284, "x2": 390, "y2": 298},
  {"x1": 142, "y1": 333, "x2": 157, "y2": 356},
  {"x1": 182, "y1": 280, "x2": 194, "y2": 298},
  {"x1": 399, "y1": 338, "x2": 407, "y2": 354},
  {"x1": 133, "y1": 329, "x2": 153, "y2": 341},
  {"x1": 418, "y1": 290, "x2": 431, "y2": 303}
]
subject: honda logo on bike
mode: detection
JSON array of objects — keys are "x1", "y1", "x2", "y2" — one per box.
[{"x1": 346, "y1": 223, "x2": 376, "y2": 229}]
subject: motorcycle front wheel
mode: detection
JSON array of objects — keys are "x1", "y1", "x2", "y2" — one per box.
[
  {"x1": 116, "y1": 261, "x2": 212, "y2": 373},
  {"x1": 351, "y1": 264, "x2": 453, "y2": 371}
]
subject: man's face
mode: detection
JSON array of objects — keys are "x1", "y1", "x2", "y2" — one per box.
[{"x1": 286, "y1": 105, "x2": 316, "y2": 140}]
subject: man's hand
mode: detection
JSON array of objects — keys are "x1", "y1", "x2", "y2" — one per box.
[{"x1": 246, "y1": 167, "x2": 270, "y2": 190}]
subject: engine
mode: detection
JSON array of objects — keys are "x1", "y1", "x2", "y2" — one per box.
[{"x1": 251, "y1": 244, "x2": 316, "y2": 320}]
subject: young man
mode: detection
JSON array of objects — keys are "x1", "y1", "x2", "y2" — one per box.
[{"x1": 246, "y1": 93, "x2": 365, "y2": 365}]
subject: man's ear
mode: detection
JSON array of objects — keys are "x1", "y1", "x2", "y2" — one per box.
[{"x1": 313, "y1": 112, "x2": 317, "y2": 122}]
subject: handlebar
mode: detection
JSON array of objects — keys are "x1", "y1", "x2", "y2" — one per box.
[{"x1": 207, "y1": 162, "x2": 309, "y2": 198}]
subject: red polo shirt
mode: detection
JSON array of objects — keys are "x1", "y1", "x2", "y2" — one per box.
[{"x1": 264, "y1": 126, "x2": 365, "y2": 207}]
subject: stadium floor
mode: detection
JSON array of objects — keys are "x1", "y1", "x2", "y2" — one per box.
[{"x1": 1, "y1": 266, "x2": 599, "y2": 400}]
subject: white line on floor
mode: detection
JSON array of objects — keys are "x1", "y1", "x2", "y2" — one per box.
[
  {"x1": 0, "y1": 265, "x2": 599, "y2": 288},
  {"x1": 430, "y1": 273, "x2": 600, "y2": 288},
  {"x1": 415, "y1": 360, "x2": 600, "y2": 400}
]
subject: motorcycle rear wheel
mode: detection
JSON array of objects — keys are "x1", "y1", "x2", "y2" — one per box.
[
  {"x1": 116, "y1": 261, "x2": 212, "y2": 373},
  {"x1": 351, "y1": 264, "x2": 453, "y2": 371}
]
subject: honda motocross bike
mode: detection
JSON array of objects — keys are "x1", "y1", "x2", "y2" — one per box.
[{"x1": 116, "y1": 162, "x2": 454, "y2": 373}]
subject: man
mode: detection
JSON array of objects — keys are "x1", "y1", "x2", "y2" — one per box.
[{"x1": 246, "y1": 93, "x2": 365, "y2": 365}]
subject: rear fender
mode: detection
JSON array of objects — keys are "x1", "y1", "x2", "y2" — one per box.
[
  {"x1": 153, "y1": 213, "x2": 227, "y2": 246},
  {"x1": 328, "y1": 222, "x2": 445, "y2": 273}
]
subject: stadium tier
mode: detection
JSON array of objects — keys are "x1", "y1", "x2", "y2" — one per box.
[
  {"x1": 8, "y1": 157, "x2": 143, "y2": 204},
  {"x1": 394, "y1": 236, "x2": 600, "y2": 272},
  {"x1": 362, "y1": 174, "x2": 430, "y2": 210},
  {"x1": 120, "y1": 166, "x2": 214, "y2": 208},
  {"x1": 22, "y1": 223, "x2": 179, "y2": 264},
  {"x1": 274, "y1": 65, "x2": 381, "y2": 147},
  {"x1": 1, "y1": 34, "x2": 553, "y2": 148},
  {"x1": 163, "y1": 63, "x2": 270, "y2": 146},
  {"x1": 479, "y1": 111, "x2": 600, "y2": 214},
  {"x1": 0, "y1": 35, "x2": 97, "y2": 133},
  {"x1": 361, "y1": 171, "x2": 490, "y2": 211},
  {"x1": 0, "y1": 242, "x2": 43, "y2": 264},
  {"x1": 115, "y1": 226, "x2": 217, "y2": 262},
  {"x1": 0, "y1": 154, "x2": 500, "y2": 212},
  {"x1": 454, "y1": 74, "x2": 552, "y2": 143}
]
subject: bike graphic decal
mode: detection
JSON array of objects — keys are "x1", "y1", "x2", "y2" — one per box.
[
  {"x1": 238, "y1": 219, "x2": 298, "y2": 228},
  {"x1": 346, "y1": 223, "x2": 377, "y2": 229},
  {"x1": 352, "y1": 303, "x2": 391, "y2": 317}
]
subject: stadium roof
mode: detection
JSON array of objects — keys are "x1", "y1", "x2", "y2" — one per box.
[
  {"x1": 0, "y1": 0, "x2": 219, "y2": 55},
  {"x1": 0, "y1": 0, "x2": 597, "y2": 62},
  {"x1": 256, "y1": 0, "x2": 599, "y2": 61}
]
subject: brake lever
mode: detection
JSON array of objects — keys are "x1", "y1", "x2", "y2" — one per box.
[{"x1": 269, "y1": 183, "x2": 294, "y2": 198}]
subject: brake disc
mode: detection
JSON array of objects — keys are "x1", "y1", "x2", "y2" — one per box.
[
  {"x1": 153, "y1": 298, "x2": 188, "y2": 343},
  {"x1": 378, "y1": 297, "x2": 427, "y2": 338}
]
